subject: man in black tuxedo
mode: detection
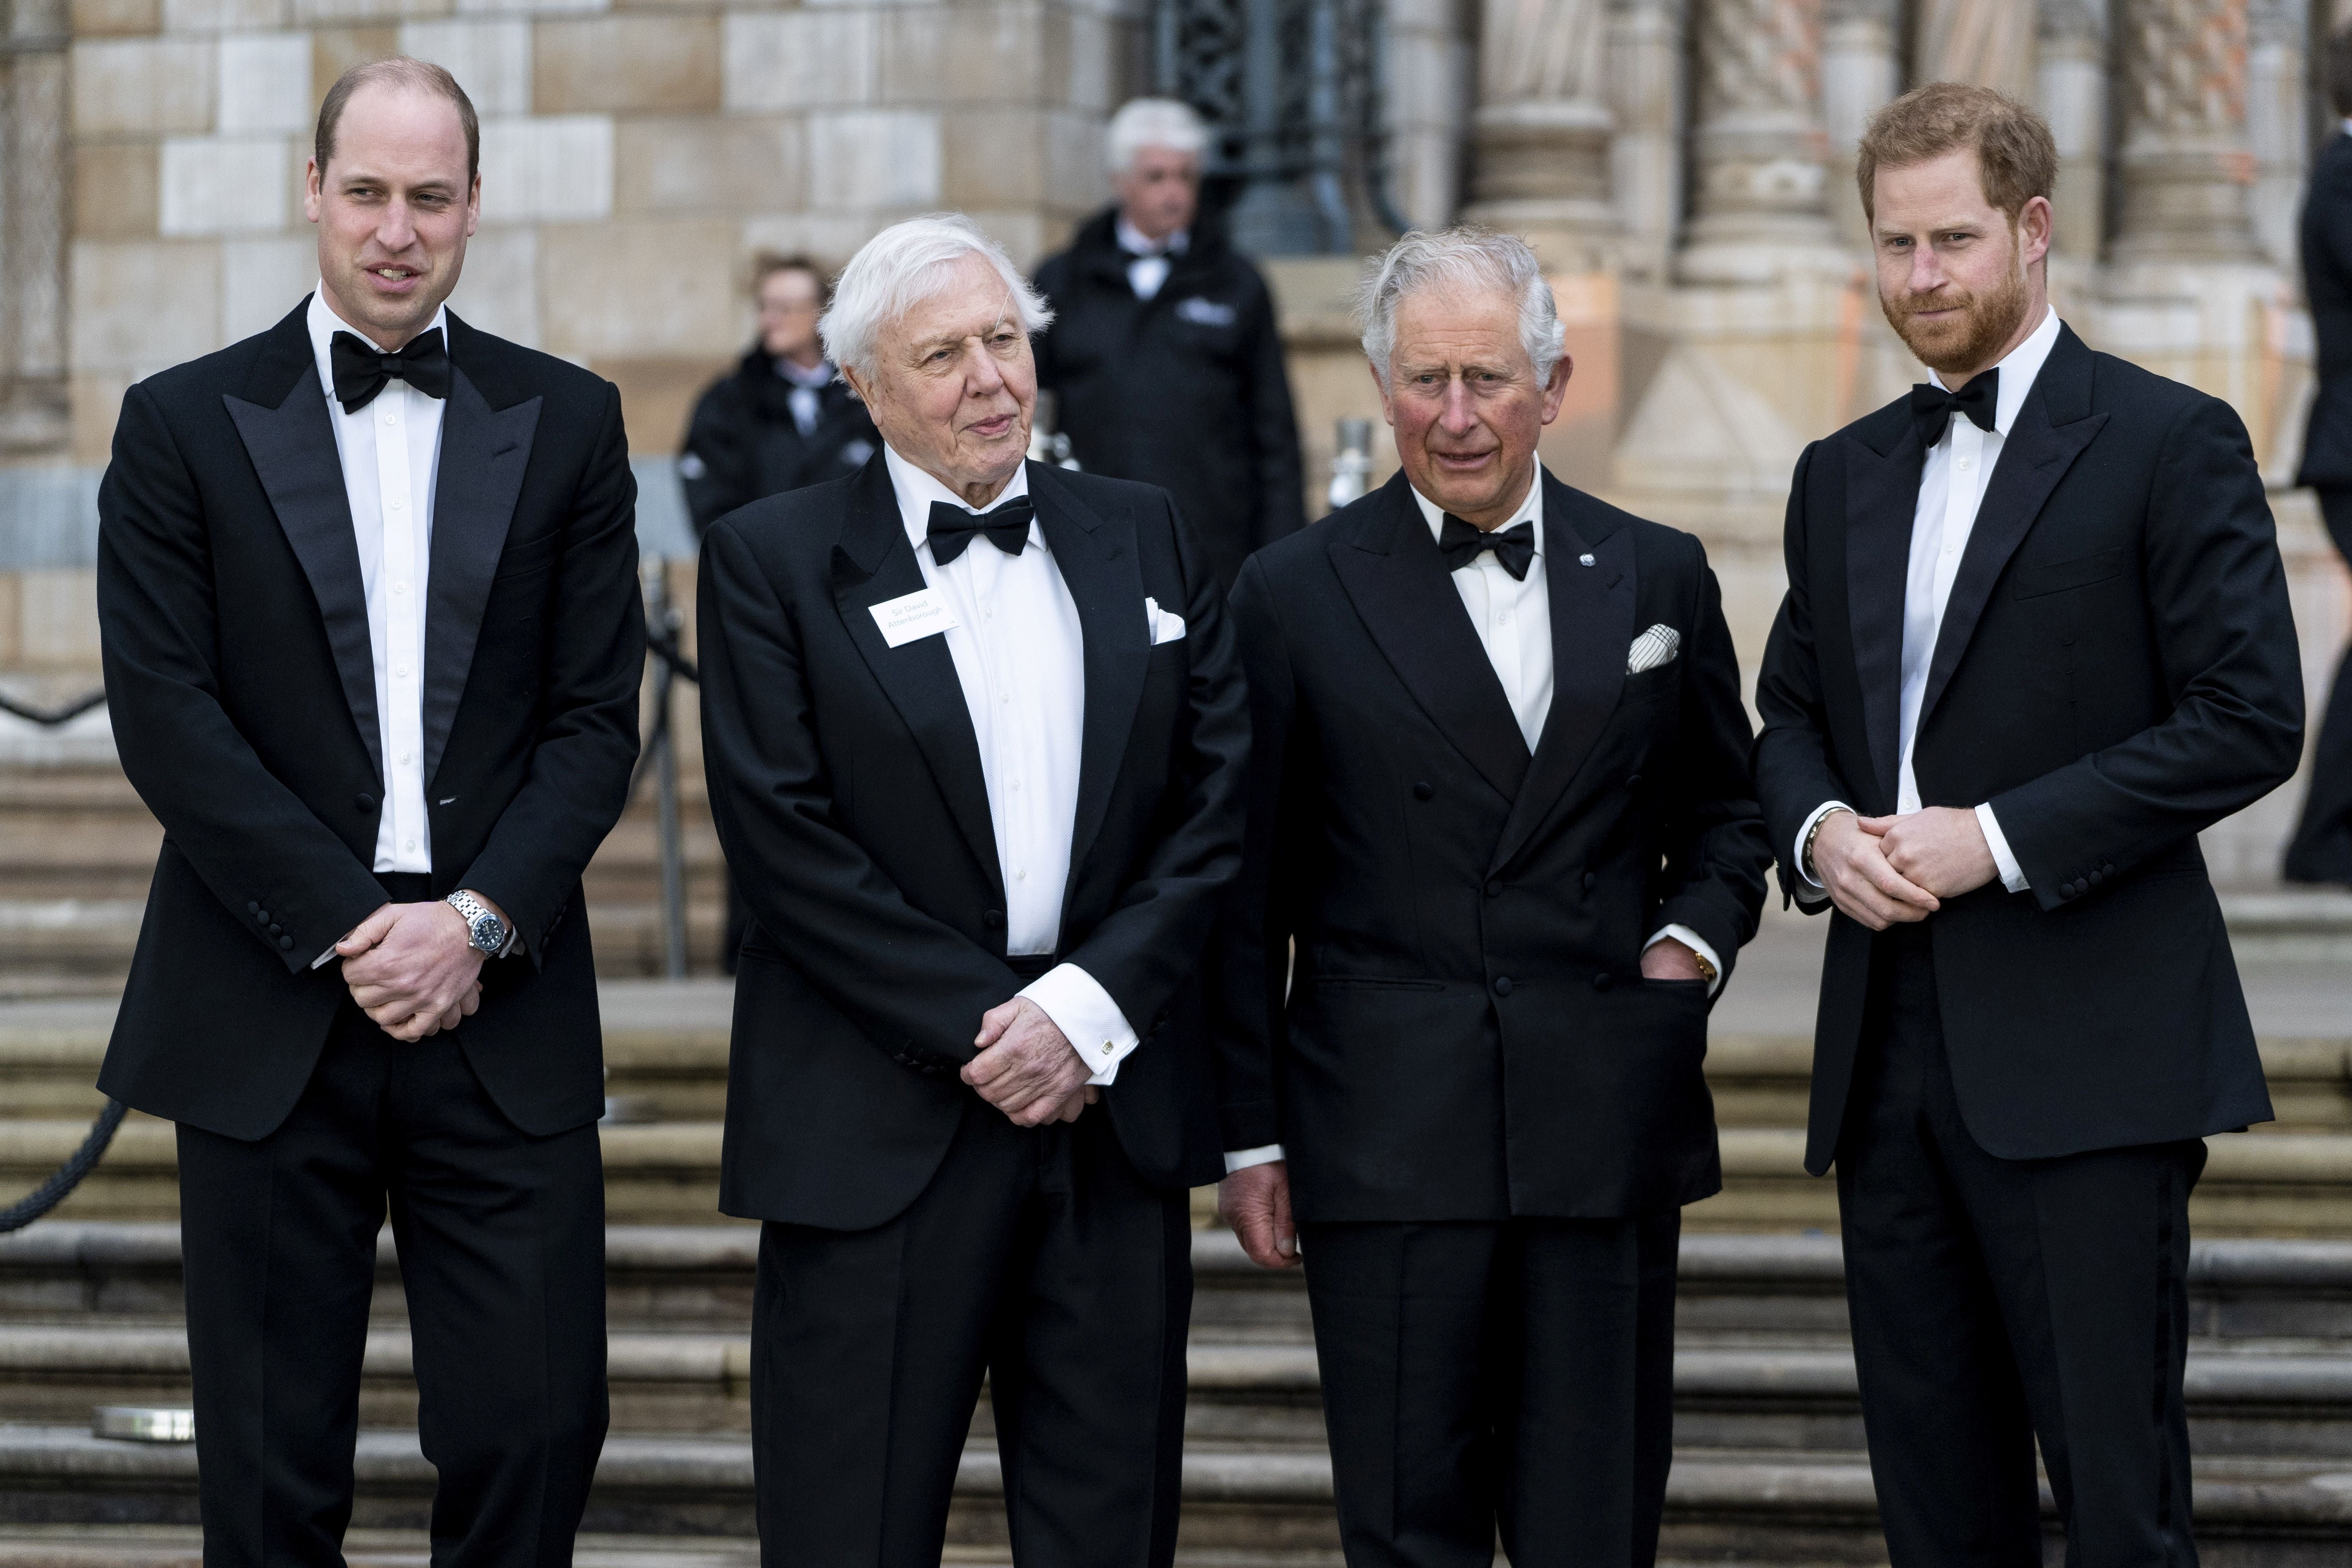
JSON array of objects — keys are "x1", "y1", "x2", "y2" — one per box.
[
  {"x1": 1755, "y1": 84, "x2": 2303, "y2": 1565},
  {"x1": 2289, "y1": 24, "x2": 2352, "y2": 885},
  {"x1": 696, "y1": 213, "x2": 1248, "y2": 1568},
  {"x1": 1214, "y1": 228, "x2": 1772, "y2": 1568},
  {"x1": 95, "y1": 59, "x2": 644, "y2": 1565}
]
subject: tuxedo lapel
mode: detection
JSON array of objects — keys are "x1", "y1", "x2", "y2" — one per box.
[
  {"x1": 1490, "y1": 479, "x2": 1635, "y2": 874},
  {"x1": 422, "y1": 344, "x2": 542, "y2": 788},
  {"x1": 1842, "y1": 424, "x2": 1924, "y2": 813},
  {"x1": 1030, "y1": 464, "x2": 1148, "y2": 896},
  {"x1": 223, "y1": 307, "x2": 382, "y2": 785},
  {"x1": 830, "y1": 457, "x2": 1002, "y2": 891},
  {"x1": 1917, "y1": 328, "x2": 2107, "y2": 736},
  {"x1": 1329, "y1": 475, "x2": 1530, "y2": 803}
]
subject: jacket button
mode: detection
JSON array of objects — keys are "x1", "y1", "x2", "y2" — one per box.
[
  {"x1": 255, "y1": 908, "x2": 270, "y2": 923},
  {"x1": 356, "y1": 793, "x2": 376, "y2": 812},
  {"x1": 984, "y1": 910, "x2": 1004, "y2": 929},
  {"x1": 1593, "y1": 971, "x2": 1613, "y2": 991},
  {"x1": 2087, "y1": 870, "x2": 2102, "y2": 886},
  {"x1": 276, "y1": 936, "x2": 294, "y2": 951},
  {"x1": 267, "y1": 924, "x2": 282, "y2": 936},
  {"x1": 247, "y1": 901, "x2": 261, "y2": 914},
  {"x1": 1484, "y1": 879, "x2": 1502, "y2": 898},
  {"x1": 1492, "y1": 976, "x2": 1513, "y2": 997},
  {"x1": 1581, "y1": 871, "x2": 1598, "y2": 891},
  {"x1": 1625, "y1": 774, "x2": 1644, "y2": 791},
  {"x1": 1412, "y1": 782, "x2": 1434, "y2": 802}
]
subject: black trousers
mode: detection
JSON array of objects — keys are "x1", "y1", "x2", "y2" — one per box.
[
  {"x1": 1838, "y1": 924, "x2": 2206, "y2": 1568},
  {"x1": 749, "y1": 1095, "x2": 1192, "y2": 1568},
  {"x1": 175, "y1": 902, "x2": 608, "y2": 1568},
  {"x1": 2286, "y1": 486, "x2": 2352, "y2": 883},
  {"x1": 1297, "y1": 1212, "x2": 1680, "y2": 1568}
]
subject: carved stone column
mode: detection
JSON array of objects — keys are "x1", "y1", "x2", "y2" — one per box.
[
  {"x1": 2036, "y1": 0, "x2": 2107, "y2": 264},
  {"x1": 2109, "y1": 0, "x2": 2262, "y2": 266},
  {"x1": 1678, "y1": 0, "x2": 1847, "y2": 281},
  {"x1": 1464, "y1": 0, "x2": 1616, "y2": 266},
  {"x1": 2244, "y1": 0, "x2": 2306, "y2": 271},
  {"x1": 1, "y1": 0, "x2": 72, "y2": 455},
  {"x1": 1606, "y1": 0, "x2": 1684, "y2": 282},
  {"x1": 1821, "y1": 0, "x2": 1899, "y2": 248},
  {"x1": 1911, "y1": 0, "x2": 2036, "y2": 98}
]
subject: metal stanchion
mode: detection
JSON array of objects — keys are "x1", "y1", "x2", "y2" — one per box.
[
  {"x1": 642, "y1": 556, "x2": 689, "y2": 981},
  {"x1": 1328, "y1": 416, "x2": 1374, "y2": 511}
]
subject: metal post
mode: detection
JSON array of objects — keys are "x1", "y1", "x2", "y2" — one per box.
[
  {"x1": 1328, "y1": 417, "x2": 1374, "y2": 511},
  {"x1": 642, "y1": 556, "x2": 689, "y2": 980}
]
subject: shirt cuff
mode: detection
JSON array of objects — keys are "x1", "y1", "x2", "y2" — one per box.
[
  {"x1": 310, "y1": 945, "x2": 339, "y2": 970},
  {"x1": 1224, "y1": 1144, "x2": 1285, "y2": 1174},
  {"x1": 1793, "y1": 799, "x2": 1853, "y2": 903},
  {"x1": 1975, "y1": 802, "x2": 2029, "y2": 893},
  {"x1": 1644, "y1": 924, "x2": 1725, "y2": 997},
  {"x1": 1019, "y1": 962, "x2": 1139, "y2": 1086}
]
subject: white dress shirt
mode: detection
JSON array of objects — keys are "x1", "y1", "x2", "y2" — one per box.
[
  {"x1": 1793, "y1": 307, "x2": 2058, "y2": 898},
  {"x1": 1115, "y1": 216, "x2": 1188, "y2": 302},
  {"x1": 1222, "y1": 465, "x2": 1724, "y2": 1176},
  {"x1": 884, "y1": 446, "x2": 1141, "y2": 1084},
  {"x1": 306, "y1": 287, "x2": 446, "y2": 875}
]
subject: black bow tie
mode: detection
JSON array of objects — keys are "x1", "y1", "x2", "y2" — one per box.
[
  {"x1": 1437, "y1": 515, "x2": 1535, "y2": 581},
  {"x1": 1909, "y1": 369, "x2": 1998, "y2": 451},
  {"x1": 927, "y1": 497, "x2": 1034, "y2": 564},
  {"x1": 330, "y1": 328, "x2": 450, "y2": 414}
]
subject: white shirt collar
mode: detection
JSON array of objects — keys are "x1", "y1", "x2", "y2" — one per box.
[
  {"x1": 1933, "y1": 304, "x2": 2060, "y2": 439},
  {"x1": 775, "y1": 355, "x2": 834, "y2": 389},
  {"x1": 1114, "y1": 216, "x2": 1189, "y2": 258},
  {"x1": 1409, "y1": 463, "x2": 1546, "y2": 557},
  {"x1": 306, "y1": 284, "x2": 449, "y2": 399},
  {"x1": 884, "y1": 444, "x2": 1034, "y2": 555}
]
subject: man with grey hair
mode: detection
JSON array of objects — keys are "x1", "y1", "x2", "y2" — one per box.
[
  {"x1": 697, "y1": 211, "x2": 1250, "y2": 1567},
  {"x1": 1032, "y1": 98, "x2": 1304, "y2": 590},
  {"x1": 1213, "y1": 226, "x2": 1772, "y2": 1567}
]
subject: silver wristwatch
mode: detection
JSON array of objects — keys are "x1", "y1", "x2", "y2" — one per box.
[{"x1": 446, "y1": 889, "x2": 511, "y2": 956}]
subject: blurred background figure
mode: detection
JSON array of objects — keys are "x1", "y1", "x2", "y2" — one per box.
[
  {"x1": 677, "y1": 253, "x2": 878, "y2": 541},
  {"x1": 1033, "y1": 98, "x2": 1305, "y2": 591},
  {"x1": 2289, "y1": 24, "x2": 2352, "y2": 888}
]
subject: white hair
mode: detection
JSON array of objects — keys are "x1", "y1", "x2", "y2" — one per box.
[
  {"x1": 1106, "y1": 98, "x2": 1209, "y2": 176},
  {"x1": 818, "y1": 214, "x2": 1054, "y2": 380},
  {"x1": 1355, "y1": 227, "x2": 1566, "y2": 386}
]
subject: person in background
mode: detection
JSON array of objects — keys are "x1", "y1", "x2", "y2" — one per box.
[
  {"x1": 2289, "y1": 22, "x2": 2352, "y2": 886},
  {"x1": 1032, "y1": 98, "x2": 1305, "y2": 591},
  {"x1": 678, "y1": 253, "x2": 879, "y2": 538}
]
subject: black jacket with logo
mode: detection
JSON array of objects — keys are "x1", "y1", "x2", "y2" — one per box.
[
  {"x1": 678, "y1": 348, "x2": 879, "y2": 535},
  {"x1": 1033, "y1": 209, "x2": 1305, "y2": 590}
]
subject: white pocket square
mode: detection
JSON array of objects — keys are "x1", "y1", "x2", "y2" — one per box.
[
  {"x1": 1627, "y1": 624, "x2": 1680, "y2": 675},
  {"x1": 1145, "y1": 596, "x2": 1187, "y2": 646}
]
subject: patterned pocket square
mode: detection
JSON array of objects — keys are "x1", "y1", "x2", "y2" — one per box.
[{"x1": 1627, "y1": 624, "x2": 1681, "y2": 675}]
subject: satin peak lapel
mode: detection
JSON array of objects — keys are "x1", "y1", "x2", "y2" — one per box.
[
  {"x1": 1328, "y1": 479, "x2": 1530, "y2": 803},
  {"x1": 1032, "y1": 466, "x2": 1147, "y2": 889},
  {"x1": 1842, "y1": 427, "x2": 1925, "y2": 813},
  {"x1": 224, "y1": 365, "x2": 383, "y2": 784},
  {"x1": 422, "y1": 365, "x2": 541, "y2": 787}
]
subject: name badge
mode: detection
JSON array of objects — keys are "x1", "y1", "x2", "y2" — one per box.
[{"x1": 870, "y1": 588, "x2": 960, "y2": 648}]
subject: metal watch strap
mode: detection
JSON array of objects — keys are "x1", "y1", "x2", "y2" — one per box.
[
  {"x1": 446, "y1": 890, "x2": 505, "y2": 955},
  {"x1": 1802, "y1": 806, "x2": 1854, "y2": 883}
]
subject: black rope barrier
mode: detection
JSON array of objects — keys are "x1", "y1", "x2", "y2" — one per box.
[
  {"x1": 0, "y1": 687, "x2": 106, "y2": 727},
  {"x1": 0, "y1": 1101, "x2": 130, "y2": 1234}
]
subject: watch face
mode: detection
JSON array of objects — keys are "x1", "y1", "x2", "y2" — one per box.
[{"x1": 473, "y1": 913, "x2": 506, "y2": 951}]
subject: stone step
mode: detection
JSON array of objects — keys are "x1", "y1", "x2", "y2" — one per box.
[
  {"x1": 0, "y1": 1530, "x2": 776, "y2": 1567},
  {"x1": 0, "y1": 1426, "x2": 2347, "y2": 1565}
]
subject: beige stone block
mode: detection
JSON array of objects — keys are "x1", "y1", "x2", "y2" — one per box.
[
  {"x1": 1043, "y1": 107, "x2": 1106, "y2": 217},
  {"x1": 880, "y1": 4, "x2": 1047, "y2": 106},
  {"x1": 808, "y1": 109, "x2": 939, "y2": 210},
  {"x1": 75, "y1": 144, "x2": 161, "y2": 242},
  {"x1": 533, "y1": 15, "x2": 719, "y2": 114},
  {"x1": 539, "y1": 220, "x2": 737, "y2": 360},
  {"x1": 722, "y1": 11, "x2": 876, "y2": 112},
  {"x1": 446, "y1": 225, "x2": 541, "y2": 346},
  {"x1": 292, "y1": 0, "x2": 454, "y2": 22},
  {"x1": 476, "y1": 114, "x2": 613, "y2": 221},
  {"x1": 163, "y1": 0, "x2": 289, "y2": 28},
  {"x1": 941, "y1": 109, "x2": 1044, "y2": 209},
  {"x1": 596, "y1": 357, "x2": 731, "y2": 459},
  {"x1": 72, "y1": 39, "x2": 216, "y2": 137},
  {"x1": 0, "y1": 578, "x2": 21, "y2": 668},
  {"x1": 740, "y1": 212, "x2": 887, "y2": 272},
  {"x1": 311, "y1": 27, "x2": 399, "y2": 98},
  {"x1": 615, "y1": 115, "x2": 803, "y2": 215},
  {"x1": 160, "y1": 136, "x2": 296, "y2": 236},
  {"x1": 459, "y1": 0, "x2": 602, "y2": 13},
  {"x1": 395, "y1": 19, "x2": 531, "y2": 115},
  {"x1": 958, "y1": 209, "x2": 1051, "y2": 271},
  {"x1": 1058, "y1": 9, "x2": 1119, "y2": 115},
  {"x1": 220, "y1": 236, "x2": 318, "y2": 340},
  {"x1": 217, "y1": 33, "x2": 313, "y2": 134},
  {"x1": 18, "y1": 574, "x2": 103, "y2": 670},
  {"x1": 71, "y1": 372, "x2": 138, "y2": 466},
  {"x1": 72, "y1": 0, "x2": 160, "y2": 35},
  {"x1": 72, "y1": 242, "x2": 224, "y2": 372}
]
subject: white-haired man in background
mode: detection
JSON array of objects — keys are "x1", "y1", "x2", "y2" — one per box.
[
  {"x1": 696, "y1": 212, "x2": 1251, "y2": 1567},
  {"x1": 1032, "y1": 97, "x2": 1304, "y2": 591},
  {"x1": 1213, "y1": 227, "x2": 1772, "y2": 1567}
]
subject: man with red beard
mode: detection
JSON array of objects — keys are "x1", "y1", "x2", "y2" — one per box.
[{"x1": 1755, "y1": 84, "x2": 2303, "y2": 1565}]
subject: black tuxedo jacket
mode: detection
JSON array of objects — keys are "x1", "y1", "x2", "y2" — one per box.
[
  {"x1": 1213, "y1": 471, "x2": 1773, "y2": 1223},
  {"x1": 1755, "y1": 324, "x2": 2301, "y2": 1174},
  {"x1": 2299, "y1": 131, "x2": 2352, "y2": 487},
  {"x1": 95, "y1": 300, "x2": 646, "y2": 1141},
  {"x1": 697, "y1": 456, "x2": 1250, "y2": 1231}
]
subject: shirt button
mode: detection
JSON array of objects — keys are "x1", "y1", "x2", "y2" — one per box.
[
  {"x1": 1015, "y1": 869, "x2": 1027, "y2": 881},
  {"x1": 405, "y1": 840, "x2": 417, "y2": 853},
  {"x1": 1957, "y1": 457, "x2": 1973, "y2": 471},
  {"x1": 1497, "y1": 612, "x2": 1510, "y2": 625},
  {"x1": 382, "y1": 413, "x2": 396, "y2": 427},
  {"x1": 399, "y1": 751, "x2": 412, "y2": 765},
  {"x1": 392, "y1": 580, "x2": 407, "y2": 594},
  {"x1": 389, "y1": 497, "x2": 404, "y2": 511}
]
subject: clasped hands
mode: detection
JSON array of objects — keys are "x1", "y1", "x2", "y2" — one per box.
[
  {"x1": 1811, "y1": 806, "x2": 1998, "y2": 930},
  {"x1": 962, "y1": 997, "x2": 1099, "y2": 1128},
  {"x1": 334, "y1": 898, "x2": 497, "y2": 1042}
]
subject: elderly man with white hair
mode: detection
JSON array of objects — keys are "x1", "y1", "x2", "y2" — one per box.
[
  {"x1": 1032, "y1": 98, "x2": 1304, "y2": 591},
  {"x1": 696, "y1": 212, "x2": 1250, "y2": 1567},
  {"x1": 1211, "y1": 227, "x2": 1773, "y2": 1568}
]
